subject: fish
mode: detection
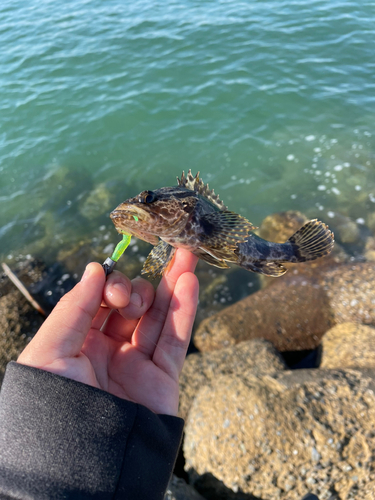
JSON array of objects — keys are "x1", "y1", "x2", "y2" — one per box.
[{"x1": 110, "y1": 170, "x2": 334, "y2": 278}]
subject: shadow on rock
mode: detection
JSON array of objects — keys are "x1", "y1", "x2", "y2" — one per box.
[{"x1": 192, "y1": 472, "x2": 261, "y2": 500}]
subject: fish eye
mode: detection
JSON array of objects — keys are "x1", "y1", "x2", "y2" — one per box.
[{"x1": 139, "y1": 190, "x2": 157, "y2": 204}]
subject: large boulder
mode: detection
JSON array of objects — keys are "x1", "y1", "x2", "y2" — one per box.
[
  {"x1": 184, "y1": 369, "x2": 375, "y2": 500},
  {"x1": 179, "y1": 340, "x2": 285, "y2": 420},
  {"x1": 194, "y1": 262, "x2": 375, "y2": 352},
  {"x1": 321, "y1": 323, "x2": 375, "y2": 369}
]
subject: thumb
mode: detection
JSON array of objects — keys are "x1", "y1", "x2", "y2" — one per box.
[{"x1": 18, "y1": 262, "x2": 106, "y2": 367}]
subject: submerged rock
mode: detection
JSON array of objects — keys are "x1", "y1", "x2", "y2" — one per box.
[
  {"x1": 194, "y1": 262, "x2": 375, "y2": 352},
  {"x1": 258, "y1": 211, "x2": 308, "y2": 243},
  {"x1": 184, "y1": 369, "x2": 375, "y2": 500},
  {"x1": 330, "y1": 214, "x2": 360, "y2": 244},
  {"x1": 79, "y1": 182, "x2": 114, "y2": 220}
]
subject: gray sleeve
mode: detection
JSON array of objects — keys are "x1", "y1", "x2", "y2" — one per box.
[{"x1": 0, "y1": 361, "x2": 184, "y2": 500}]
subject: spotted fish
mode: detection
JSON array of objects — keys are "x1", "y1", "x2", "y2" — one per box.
[{"x1": 110, "y1": 170, "x2": 334, "y2": 278}]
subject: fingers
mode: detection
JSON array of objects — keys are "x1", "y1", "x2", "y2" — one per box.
[
  {"x1": 18, "y1": 262, "x2": 106, "y2": 367},
  {"x1": 115, "y1": 277, "x2": 155, "y2": 321},
  {"x1": 133, "y1": 249, "x2": 199, "y2": 354},
  {"x1": 97, "y1": 275, "x2": 155, "y2": 342},
  {"x1": 153, "y1": 270, "x2": 199, "y2": 379},
  {"x1": 103, "y1": 271, "x2": 132, "y2": 310}
]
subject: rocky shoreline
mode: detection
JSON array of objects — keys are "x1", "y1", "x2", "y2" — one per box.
[
  {"x1": 178, "y1": 212, "x2": 375, "y2": 500},
  {"x1": 1, "y1": 211, "x2": 375, "y2": 499}
]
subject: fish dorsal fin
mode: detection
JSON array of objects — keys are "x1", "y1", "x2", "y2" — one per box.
[{"x1": 177, "y1": 170, "x2": 227, "y2": 211}]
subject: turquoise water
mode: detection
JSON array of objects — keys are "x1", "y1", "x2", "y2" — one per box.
[{"x1": 1, "y1": 0, "x2": 375, "y2": 278}]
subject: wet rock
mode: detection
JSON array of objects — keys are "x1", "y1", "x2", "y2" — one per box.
[
  {"x1": 367, "y1": 212, "x2": 375, "y2": 234},
  {"x1": 321, "y1": 323, "x2": 375, "y2": 369},
  {"x1": 165, "y1": 475, "x2": 206, "y2": 500},
  {"x1": 184, "y1": 369, "x2": 375, "y2": 500},
  {"x1": 364, "y1": 236, "x2": 375, "y2": 262},
  {"x1": 194, "y1": 262, "x2": 375, "y2": 352},
  {"x1": 179, "y1": 340, "x2": 285, "y2": 420},
  {"x1": 0, "y1": 259, "x2": 46, "y2": 383},
  {"x1": 0, "y1": 291, "x2": 40, "y2": 383},
  {"x1": 333, "y1": 216, "x2": 360, "y2": 244}
]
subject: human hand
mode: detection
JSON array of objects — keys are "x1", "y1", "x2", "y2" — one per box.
[{"x1": 17, "y1": 249, "x2": 199, "y2": 416}]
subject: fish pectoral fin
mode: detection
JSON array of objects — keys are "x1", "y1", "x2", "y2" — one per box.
[
  {"x1": 194, "y1": 248, "x2": 230, "y2": 269},
  {"x1": 200, "y1": 211, "x2": 256, "y2": 259},
  {"x1": 242, "y1": 260, "x2": 288, "y2": 277},
  {"x1": 141, "y1": 240, "x2": 176, "y2": 278}
]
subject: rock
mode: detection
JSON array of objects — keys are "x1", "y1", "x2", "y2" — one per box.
[
  {"x1": 258, "y1": 211, "x2": 309, "y2": 243},
  {"x1": 192, "y1": 472, "x2": 259, "y2": 500},
  {"x1": 256, "y1": 211, "x2": 342, "y2": 290},
  {"x1": 184, "y1": 369, "x2": 375, "y2": 500},
  {"x1": 367, "y1": 212, "x2": 375, "y2": 234},
  {"x1": 334, "y1": 217, "x2": 360, "y2": 244},
  {"x1": 165, "y1": 475, "x2": 206, "y2": 500},
  {"x1": 57, "y1": 235, "x2": 144, "y2": 280},
  {"x1": 364, "y1": 237, "x2": 375, "y2": 262},
  {"x1": 0, "y1": 290, "x2": 41, "y2": 382},
  {"x1": 179, "y1": 340, "x2": 285, "y2": 420},
  {"x1": 194, "y1": 262, "x2": 375, "y2": 353},
  {"x1": 79, "y1": 182, "x2": 114, "y2": 219},
  {"x1": 0, "y1": 257, "x2": 73, "y2": 383},
  {"x1": 321, "y1": 323, "x2": 375, "y2": 369},
  {"x1": 0, "y1": 260, "x2": 45, "y2": 384},
  {"x1": 322, "y1": 263, "x2": 375, "y2": 325}
]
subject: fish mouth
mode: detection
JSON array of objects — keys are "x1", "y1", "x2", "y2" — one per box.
[
  {"x1": 110, "y1": 202, "x2": 159, "y2": 245},
  {"x1": 110, "y1": 203, "x2": 152, "y2": 224}
]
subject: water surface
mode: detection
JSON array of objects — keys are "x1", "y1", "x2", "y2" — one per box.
[{"x1": 0, "y1": 0, "x2": 374, "y2": 298}]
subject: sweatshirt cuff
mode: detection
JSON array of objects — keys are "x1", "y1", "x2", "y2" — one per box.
[{"x1": 0, "y1": 361, "x2": 184, "y2": 500}]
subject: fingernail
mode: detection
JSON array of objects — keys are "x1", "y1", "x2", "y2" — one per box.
[
  {"x1": 112, "y1": 282, "x2": 129, "y2": 297},
  {"x1": 130, "y1": 292, "x2": 142, "y2": 308}
]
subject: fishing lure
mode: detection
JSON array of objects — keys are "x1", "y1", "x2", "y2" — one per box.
[{"x1": 102, "y1": 216, "x2": 138, "y2": 276}]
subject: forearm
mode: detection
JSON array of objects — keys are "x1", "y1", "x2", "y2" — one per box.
[{"x1": 0, "y1": 362, "x2": 184, "y2": 500}]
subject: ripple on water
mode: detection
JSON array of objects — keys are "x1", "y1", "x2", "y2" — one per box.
[{"x1": 0, "y1": 0, "x2": 374, "y2": 263}]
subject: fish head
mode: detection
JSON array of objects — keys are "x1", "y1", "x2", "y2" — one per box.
[{"x1": 110, "y1": 186, "x2": 196, "y2": 245}]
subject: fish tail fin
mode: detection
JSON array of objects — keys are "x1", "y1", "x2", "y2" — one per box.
[{"x1": 287, "y1": 219, "x2": 334, "y2": 262}]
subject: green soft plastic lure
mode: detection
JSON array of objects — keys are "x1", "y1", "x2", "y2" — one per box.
[
  {"x1": 111, "y1": 233, "x2": 132, "y2": 261},
  {"x1": 102, "y1": 215, "x2": 138, "y2": 276}
]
